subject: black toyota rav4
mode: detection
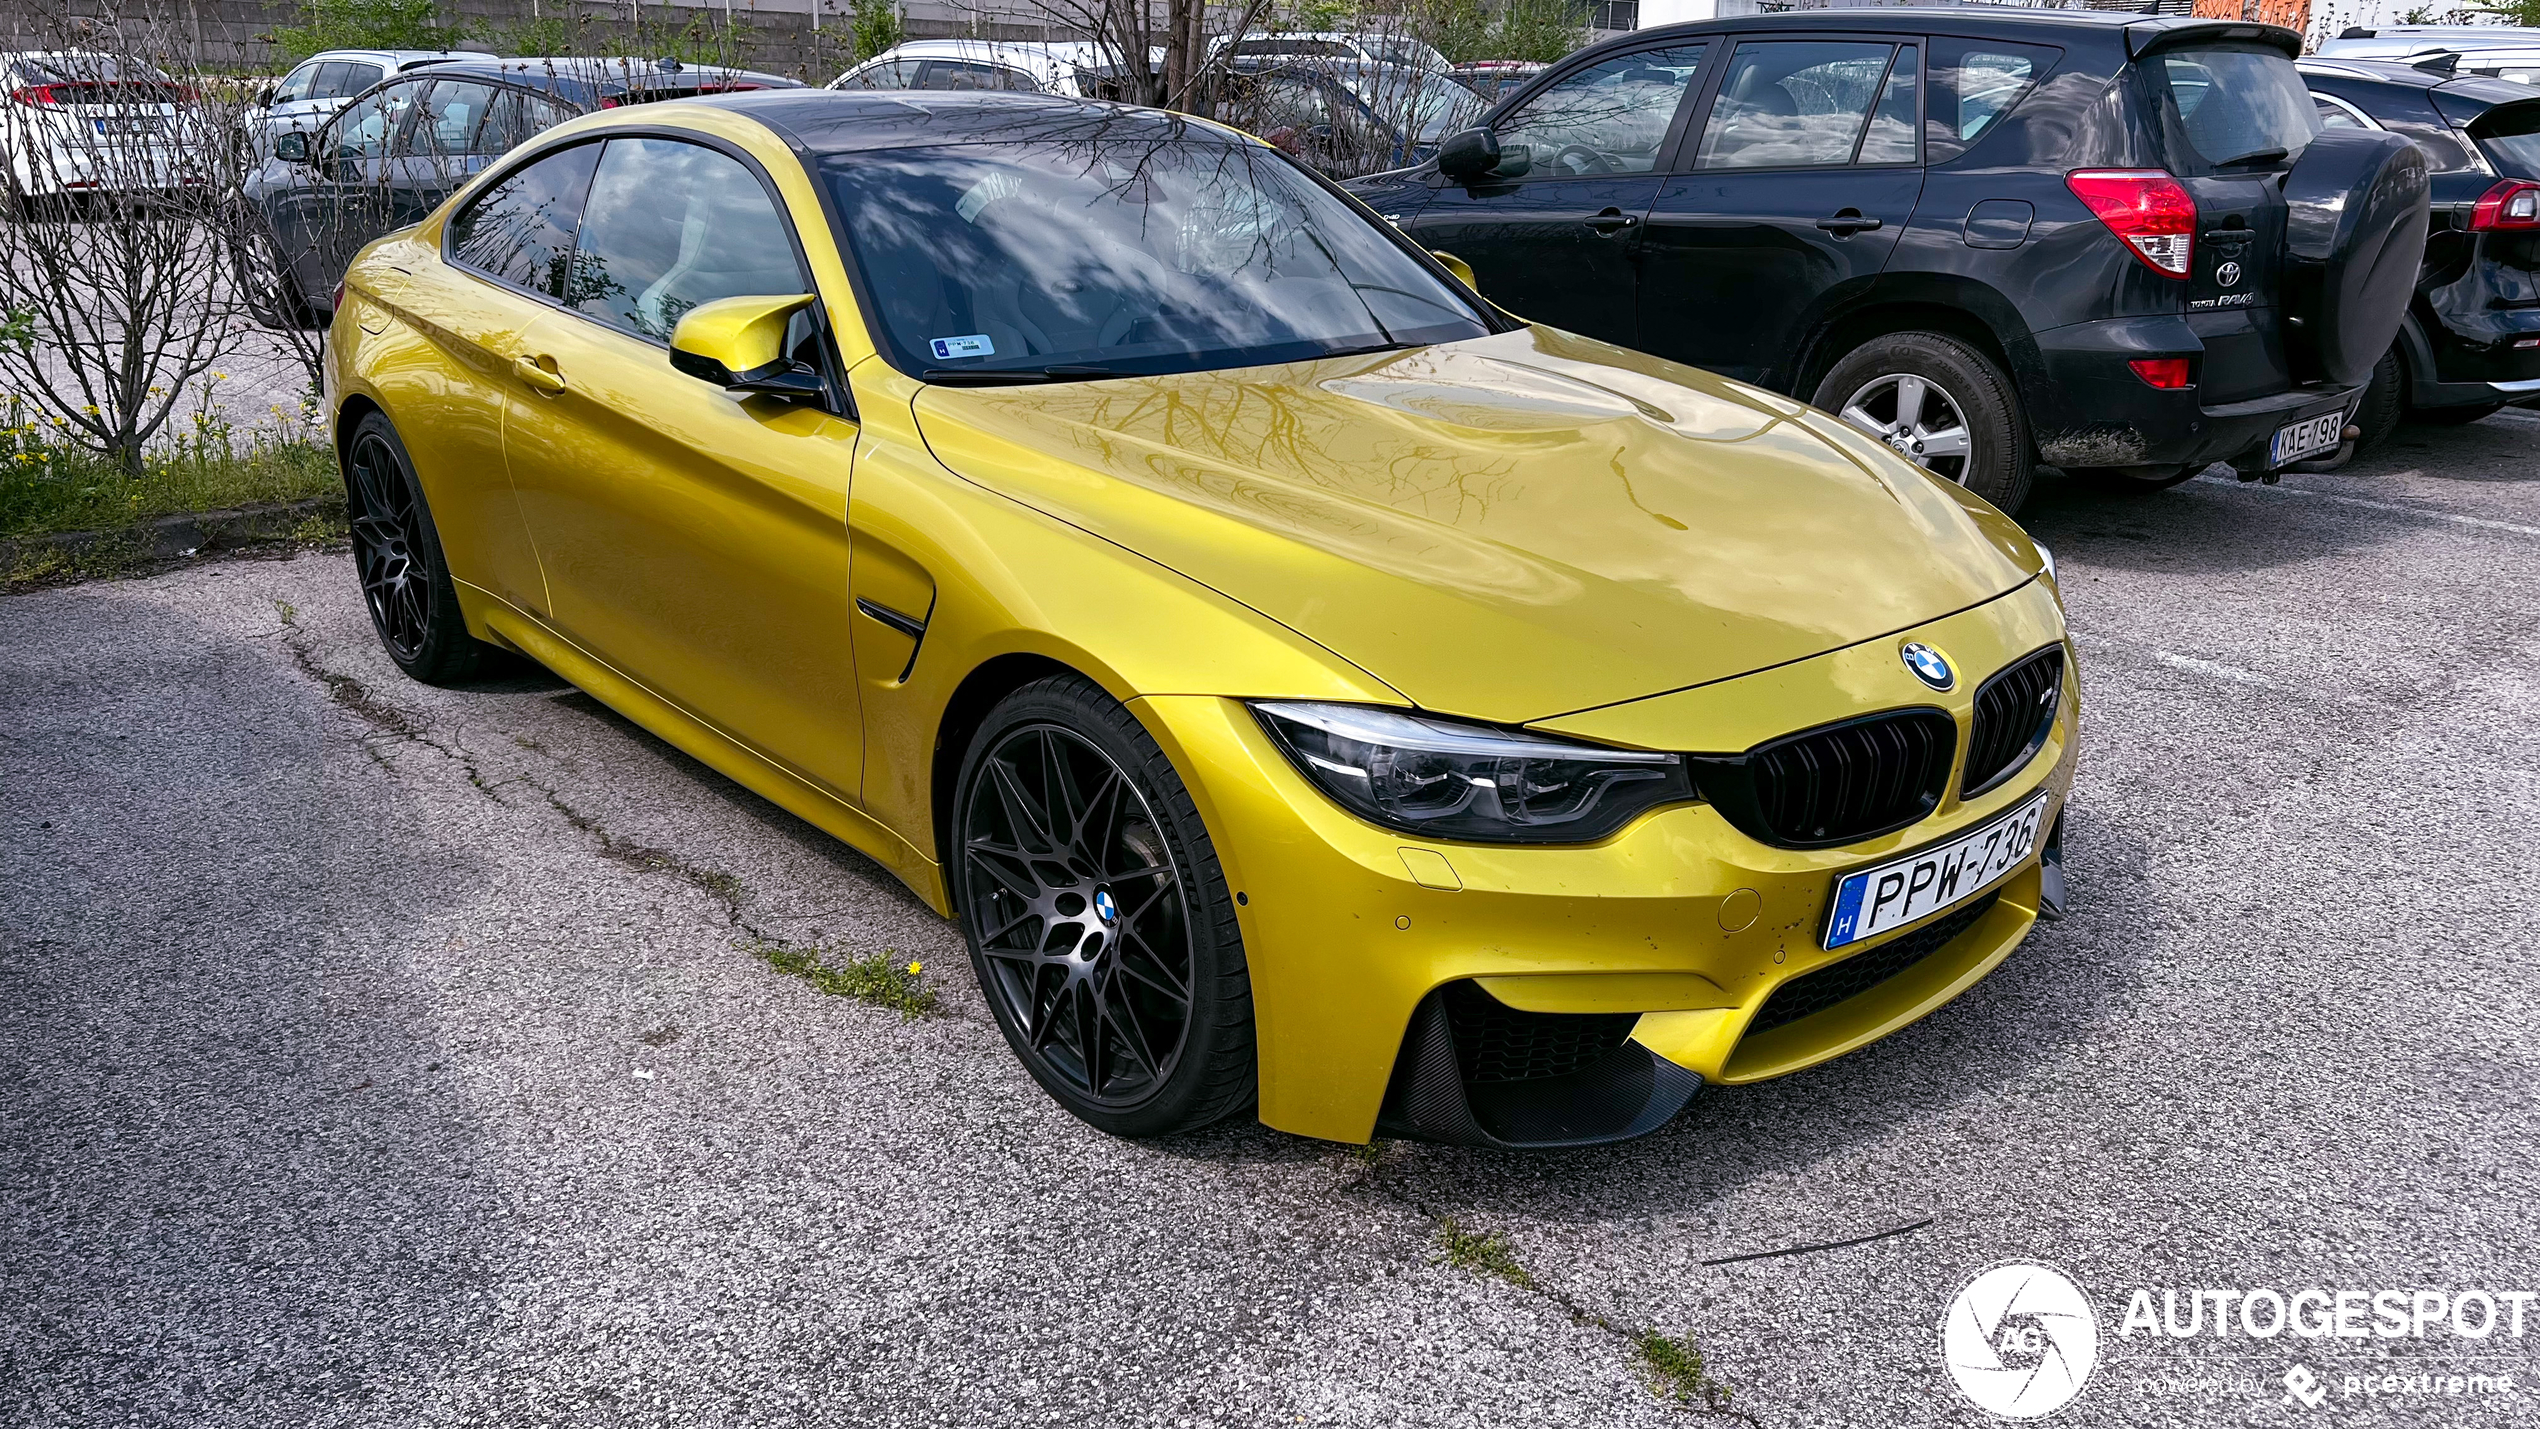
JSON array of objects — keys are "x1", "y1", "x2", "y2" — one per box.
[{"x1": 1344, "y1": 10, "x2": 2431, "y2": 510}]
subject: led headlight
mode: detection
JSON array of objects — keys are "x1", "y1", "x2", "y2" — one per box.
[{"x1": 1251, "y1": 701, "x2": 1697, "y2": 844}]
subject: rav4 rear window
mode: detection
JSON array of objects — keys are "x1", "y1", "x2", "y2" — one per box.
[{"x1": 2147, "y1": 44, "x2": 2320, "y2": 170}]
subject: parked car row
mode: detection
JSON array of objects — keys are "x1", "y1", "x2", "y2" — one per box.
[{"x1": 1346, "y1": 11, "x2": 2456, "y2": 508}]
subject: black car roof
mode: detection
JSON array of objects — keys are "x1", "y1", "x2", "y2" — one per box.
[
  {"x1": 399, "y1": 56, "x2": 797, "y2": 107},
  {"x1": 2300, "y1": 56, "x2": 2540, "y2": 110},
  {"x1": 699, "y1": 89, "x2": 1243, "y2": 154},
  {"x1": 1618, "y1": 9, "x2": 2298, "y2": 57}
]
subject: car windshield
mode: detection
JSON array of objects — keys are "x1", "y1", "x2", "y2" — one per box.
[
  {"x1": 2149, "y1": 44, "x2": 2320, "y2": 168},
  {"x1": 823, "y1": 135, "x2": 1492, "y2": 382},
  {"x1": 1335, "y1": 70, "x2": 1484, "y2": 142}
]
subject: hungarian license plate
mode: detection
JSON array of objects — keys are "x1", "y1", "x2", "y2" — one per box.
[
  {"x1": 1822, "y1": 790, "x2": 2050, "y2": 950},
  {"x1": 92, "y1": 116, "x2": 162, "y2": 137},
  {"x1": 2269, "y1": 406, "x2": 2349, "y2": 468}
]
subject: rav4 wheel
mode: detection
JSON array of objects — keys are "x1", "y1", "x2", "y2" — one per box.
[
  {"x1": 1816, "y1": 332, "x2": 2032, "y2": 512},
  {"x1": 343, "y1": 412, "x2": 506, "y2": 684},
  {"x1": 2352, "y1": 345, "x2": 2405, "y2": 453},
  {"x1": 953, "y1": 674, "x2": 1255, "y2": 1138}
]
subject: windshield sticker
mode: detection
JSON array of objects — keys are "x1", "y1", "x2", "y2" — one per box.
[
  {"x1": 955, "y1": 170, "x2": 1025, "y2": 222},
  {"x1": 929, "y1": 334, "x2": 994, "y2": 360}
]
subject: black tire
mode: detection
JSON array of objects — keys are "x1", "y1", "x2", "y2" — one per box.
[
  {"x1": 952, "y1": 674, "x2": 1255, "y2": 1138},
  {"x1": 2410, "y1": 401, "x2": 2505, "y2": 428},
  {"x1": 233, "y1": 222, "x2": 315, "y2": 330},
  {"x1": 2071, "y1": 462, "x2": 2202, "y2": 493},
  {"x1": 342, "y1": 412, "x2": 505, "y2": 685},
  {"x1": 1814, "y1": 332, "x2": 2033, "y2": 512},
  {"x1": 2352, "y1": 345, "x2": 2406, "y2": 452}
]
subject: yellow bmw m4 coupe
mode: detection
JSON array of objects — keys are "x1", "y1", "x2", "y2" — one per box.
[{"x1": 327, "y1": 90, "x2": 2077, "y2": 1149}]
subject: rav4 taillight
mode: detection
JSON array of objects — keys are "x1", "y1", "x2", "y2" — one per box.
[
  {"x1": 2471, "y1": 179, "x2": 2540, "y2": 230},
  {"x1": 2067, "y1": 169, "x2": 2198, "y2": 278}
]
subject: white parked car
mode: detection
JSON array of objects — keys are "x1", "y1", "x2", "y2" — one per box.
[
  {"x1": 2313, "y1": 25, "x2": 2540, "y2": 60},
  {"x1": 1211, "y1": 32, "x2": 1453, "y2": 76},
  {"x1": 242, "y1": 48, "x2": 473, "y2": 159},
  {"x1": 2, "y1": 51, "x2": 196, "y2": 201},
  {"x1": 829, "y1": 40, "x2": 1135, "y2": 98}
]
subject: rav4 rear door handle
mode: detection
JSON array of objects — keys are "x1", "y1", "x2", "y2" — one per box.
[
  {"x1": 1583, "y1": 207, "x2": 1639, "y2": 234},
  {"x1": 1816, "y1": 213, "x2": 1884, "y2": 233},
  {"x1": 513, "y1": 355, "x2": 565, "y2": 394}
]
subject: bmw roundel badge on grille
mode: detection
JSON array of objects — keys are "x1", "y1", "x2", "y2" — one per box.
[{"x1": 1901, "y1": 641, "x2": 1955, "y2": 691}]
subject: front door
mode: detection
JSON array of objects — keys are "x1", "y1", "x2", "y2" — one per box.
[
  {"x1": 499, "y1": 134, "x2": 867, "y2": 799},
  {"x1": 1404, "y1": 42, "x2": 1713, "y2": 342},
  {"x1": 278, "y1": 78, "x2": 422, "y2": 304},
  {"x1": 1635, "y1": 38, "x2": 1926, "y2": 388}
]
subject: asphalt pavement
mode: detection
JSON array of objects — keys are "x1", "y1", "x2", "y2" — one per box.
[{"x1": 4, "y1": 413, "x2": 2536, "y2": 1428}]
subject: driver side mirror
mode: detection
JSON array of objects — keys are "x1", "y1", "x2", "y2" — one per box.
[
  {"x1": 274, "y1": 130, "x2": 309, "y2": 164},
  {"x1": 1439, "y1": 127, "x2": 1526, "y2": 181},
  {"x1": 669, "y1": 293, "x2": 825, "y2": 401},
  {"x1": 1430, "y1": 250, "x2": 1479, "y2": 293}
]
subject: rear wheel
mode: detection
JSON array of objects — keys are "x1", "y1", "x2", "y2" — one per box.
[
  {"x1": 953, "y1": 674, "x2": 1255, "y2": 1138},
  {"x1": 232, "y1": 221, "x2": 315, "y2": 330},
  {"x1": 2352, "y1": 345, "x2": 2405, "y2": 452},
  {"x1": 1816, "y1": 332, "x2": 2032, "y2": 512},
  {"x1": 343, "y1": 412, "x2": 506, "y2": 684}
]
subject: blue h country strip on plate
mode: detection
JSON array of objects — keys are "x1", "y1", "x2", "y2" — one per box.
[{"x1": 1828, "y1": 874, "x2": 1867, "y2": 947}]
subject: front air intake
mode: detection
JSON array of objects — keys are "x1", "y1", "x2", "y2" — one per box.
[{"x1": 1689, "y1": 709, "x2": 1957, "y2": 850}]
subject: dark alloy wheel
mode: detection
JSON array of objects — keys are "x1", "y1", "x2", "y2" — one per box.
[
  {"x1": 954, "y1": 675, "x2": 1254, "y2": 1136},
  {"x1": 342, "y1": 412, "x2": 505, "y2": 684}
]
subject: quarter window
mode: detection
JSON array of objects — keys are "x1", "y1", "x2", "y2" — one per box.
[
  {"x1": 1926, "y1": 41, "x2": 2057, "y2": 163},
  {"x1": 1696, "y1": 41, "x2": 1900, "y2": 169},
  {"x1": 449, "y1": 142, "x2": 603, "y2": 300},
  {"x1": 566, "y1": 138, "x2": 806, "y2": 342},
  {"x1": 1493, "y1": 44, "x2": 1709, "y2": 177}
]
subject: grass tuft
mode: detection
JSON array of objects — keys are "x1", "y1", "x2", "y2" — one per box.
[
  {"x1": 1637, "y1": 1329, "x2": 1738, "y2": 1411},
  {"x1": 2, "y1": 400, "x2": 337, "y2": 541},
  {"x1": 741, "y1": 937, "x2": 938, "y2": 1020},
  {"x1": 1436, "y1": 1217, "x2": 1534, "y2": 1289}
]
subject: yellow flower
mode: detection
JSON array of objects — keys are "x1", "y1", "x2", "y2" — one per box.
[
  {"x1": 905, "y1": 961, "x2": 923, "y2": 977},
  {"x1": 211, "y1": 371, "x2": 229, "y2": 381}
]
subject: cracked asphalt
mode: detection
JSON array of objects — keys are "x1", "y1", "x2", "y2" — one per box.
[{"x1": 5, "y1": 412, "x2": 2537, "y2": 1428}]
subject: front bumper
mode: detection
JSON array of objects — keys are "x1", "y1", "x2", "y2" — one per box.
[
  {"x1": 1133, "y1": 580, "x2": 2076, "y2": 1147},
  {"x1": 2028, "y1": 316, "x2": 2360, "y2": 470}
]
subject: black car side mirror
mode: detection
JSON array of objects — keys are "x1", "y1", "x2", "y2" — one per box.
[
  {"x1": 1439, "y1": 127, "x2": 1528, "y2": 181},
  {"x1": 274, "y1": 131, "x2": 309, "y2": 164}
]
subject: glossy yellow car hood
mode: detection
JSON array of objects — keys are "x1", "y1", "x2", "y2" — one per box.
[{"x1": 913, "y1": 326, "x2": 2032, "y2": 725}]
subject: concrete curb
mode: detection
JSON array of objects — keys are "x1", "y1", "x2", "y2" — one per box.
[{"x1": 3, "y1": 495, "x2": 344, "y2": 565}]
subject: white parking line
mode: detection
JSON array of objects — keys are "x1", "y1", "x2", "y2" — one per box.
[
  {"x1": 2193, "y1": 474, "x2": 2540, "y2": 539},
  {"x1": 2070, "y1": 632, "x2": 2382, "y2": 707}
]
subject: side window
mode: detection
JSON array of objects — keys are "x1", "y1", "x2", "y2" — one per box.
[
  {"x1": 449, "y1": 142, "x2": 604, "y2": 299},
  {"x1": 837, "y1": 59, "x2": 916, "y2": 90},
  {"x1": 1493, "y1": 43, "x2": 1708, "y2": 177},
  {"x1": 273, "y1": 62, "x2": 320, "y2": 104},
  {"x1": 1696, "y1": 41, "x2": 1899, "y2": 170},
  {"x1": 919, "y1": 61, "x2": 1040, "y2": 91},
  {"x1": 476, "y1": 88, "x2": 575, "y2": 155},
  {"x1": 411, "y1": 80, "x2": 500, "y2": 157},
  {"x1": 1857, "y1": 45, "x2": 1919, "y2": 164},
  {"x1": 1926, "y1": 40, "x2": 2057, "y2": 163},
  {"x1": 314, "y1": 61, "x2": 383, "y2": 101},
  {"x1": 567, "y1": 138, "x2": 806, "y2": 342}
]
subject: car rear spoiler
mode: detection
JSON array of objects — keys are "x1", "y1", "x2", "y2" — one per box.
[
  {"x1": 2457, "y1": 92, "x2": 2540, "y2": 155},
  {"x1": 2124, "y1": 19, "x2": 2302, "y2": 60}
]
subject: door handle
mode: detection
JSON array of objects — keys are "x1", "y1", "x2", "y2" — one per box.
[
  {"x1": 1583, "y1": 207, "x2": 1639, "y2": 234},
  {"x1": 1816, "y1": 213, "x2": 1884, "y2": 234},
  {"x1": 513, "y1": 354, "x2": 565, "y2": 394}
]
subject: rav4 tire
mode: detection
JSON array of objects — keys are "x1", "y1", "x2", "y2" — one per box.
[
  {"x1": 2352, "y1": 345, "x2": 2406, "y2": 453},
  {"x1": 343, "y1": 411, "x2": 507, "y2": 685},
  {"x1": 953, "y1": 674, "x2": 1257, "y2": 1138},
  {"x1": 1815, "y1": 332, "x2": 2033, "y2": 513}
]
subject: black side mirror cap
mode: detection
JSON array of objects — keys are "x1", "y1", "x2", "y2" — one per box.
[
  {"x1": 1439, "y1": 127, "x2": 1521, "y2": 181},
  {"x1": 274, "y1": 131, "x2": 309, "y2": 164}
]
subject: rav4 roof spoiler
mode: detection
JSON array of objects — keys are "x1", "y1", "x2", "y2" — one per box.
[{"x1": 2124, "y1": 19, "x2": 2302, "y2": 60}]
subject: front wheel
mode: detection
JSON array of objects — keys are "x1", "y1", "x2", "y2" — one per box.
[
  {"x1": 1815, "y1": 332, "x2": 2033, "y2": 512},
  {"x1": 953, "y1": 674, "x2": 1256, "y2": 1138}
]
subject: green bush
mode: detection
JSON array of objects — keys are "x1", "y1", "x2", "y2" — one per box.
[
  {"x1": 265, "y1": 0, "x2": 456, "y2": 63},
  {"x1": 848, "y1": 0, "x2": 906, "y2": 64}
]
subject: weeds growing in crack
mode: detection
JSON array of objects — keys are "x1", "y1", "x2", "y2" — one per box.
[
  {"x1": 739, "y1": 936, "x2": 937, "y2": 1019},
  {"x1": 532, "y1": 783, "x2": 748, "y2": 917},
  {"x1": 273, "y1": 599, "x2": 297, "y2": 626},
  {"x1": 1437, "y1": 1217, "x2": 1534, "y2": 1290},
  {"x1": 1638, "y1": 1330, "x2": 1741, "y2": 1415}
]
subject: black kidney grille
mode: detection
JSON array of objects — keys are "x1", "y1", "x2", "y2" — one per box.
[
  {"x1": 1440, "y1": 980, "x2": 1639, "y2": 1084},
  {"x1": 1963, "y1": 646, "x2": 2064, "y2": 798},
  {"x1": 1741, "y1": 709, "x2": 1956, "y2": 848},
  {"x1": 1747, "y1": 892, "x2": 2001, "y2": 1037}
]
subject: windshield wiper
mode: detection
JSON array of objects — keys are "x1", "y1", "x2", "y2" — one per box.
[
  {"x1": 2215, "y1": 146, "x2": 2289, "y2": 168},
  {"x1": 1316, "y1": 341, "x2": 1421, "y2": 360},
  {"x1": 921, "y1": 365, "x2": 1125, "y2": 386}
]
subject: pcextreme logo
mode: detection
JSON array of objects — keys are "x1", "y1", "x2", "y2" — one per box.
[{"x1": 1940, "y1": 1261, "x2": 2101, "y2": 1418}]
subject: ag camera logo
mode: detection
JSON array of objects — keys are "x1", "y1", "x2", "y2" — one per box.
[{"x1": 1941, "y1": 1261, "x2": 2101, "y2": 1418}]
